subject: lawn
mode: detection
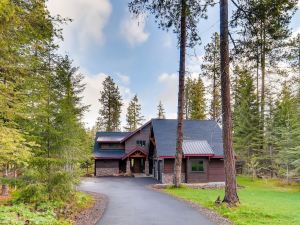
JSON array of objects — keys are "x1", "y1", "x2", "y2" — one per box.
[{"x1": 165, "y1": 176, "x2": 300, "y2": 225}]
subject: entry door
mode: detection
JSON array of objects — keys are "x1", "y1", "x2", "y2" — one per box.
[{"x1": 132, "y1": 158, "x2": 144, "y2": 173}]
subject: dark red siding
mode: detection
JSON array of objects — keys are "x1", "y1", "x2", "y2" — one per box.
[
  {"x1": 208, "y1": 159, "x2": 225, "y2": 182},
  {"x1": 163, "y1": 159, "x2": 186, "y2": 173},
  {"x1": 186, "y1": 158, "x2": 209, "y2": 183}
]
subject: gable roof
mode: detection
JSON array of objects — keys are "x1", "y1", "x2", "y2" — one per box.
[
  {"x1": 96, "y1": 131, "x2": 132, "y2": 143},
  {"x1": 120, "y1": 120, "x2": 152, "y2": 142},
  {"x1": 152, "y1": 119, "x2": 223, "y2": 157}
]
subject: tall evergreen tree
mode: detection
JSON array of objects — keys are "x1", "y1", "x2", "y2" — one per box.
[
  {"x1": 202, "y1": 32, "x2": 222, "y2": 120},
  {"x1": 97, "y1": 76, "x2": 123, "y2": 131},
  {"x1": 272, "y1": 83, "x2": 300, "y2": 180},
  {"x1": 190, "y1": 77, "x2": 206, "y2": 119},
  {"x1": 231, "y1": 0, "x2": 298, "y2": 140},
  {"x1": 129, "y1": 0, "x2": 213, "y2": 187},
  {"x1": 220, "y1": 0, "x2": 239, "y2": 205},
  {"x1": 233, "y1": 67, "x2": 261, "y2": 177},
  {"x1": 125, "y1": 95, "x2": 144, "y2": 131},
  {"x1": 157, "y1": 101, "x2": 166, "y2": 119}
]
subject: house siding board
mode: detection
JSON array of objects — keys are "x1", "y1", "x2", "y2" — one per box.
[
  {"x1": 125, "y1": 124, "x2": 151, "y2": 154},
  {"x1": 100, "y1": 143, "x2": 125, "y2": 150},
  {"x1": 187, "y1": 157, "x2": 209, "y2": 183},
  {"x1": 163, "y1": 159, "x2": 186, "y2": 173},
  {"x1": 208, "y1": 159, "x2": 225, "y2": 182}
]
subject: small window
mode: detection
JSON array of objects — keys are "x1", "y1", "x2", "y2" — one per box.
[
  {"x1": 136, "y1": 140, "x2": 146, "y2": 147},
  {"x1": 191, "y1": 160, "x2": 204, "y2": 172}
]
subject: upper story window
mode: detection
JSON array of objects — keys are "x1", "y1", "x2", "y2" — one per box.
[{"x1": 136, "y1": 140, "x2": 146, "y2": 147}]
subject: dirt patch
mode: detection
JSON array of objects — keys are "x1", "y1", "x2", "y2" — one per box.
[
  {"x1": 74, "y1": 192, "x2": 108, "y2": 225},
  {"x1": 152, "y1": 182, "x2": 225, "y2": 190},
  {"x1": 149, "y1": 185, "x2": 232, "y2": 225}
]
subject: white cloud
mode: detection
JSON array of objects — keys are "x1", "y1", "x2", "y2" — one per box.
[
  {"x1": 47, "y1": 0, "x2": 112, "y2": 50},
  {"x1": 157, "y1": 73, "x2": 178, "y2": 119},
  {"x1": 117, "y1": 74, "x2": 130, "y2": 85},
  {"x1": 82, "y1": 72, "x2": 107, "y2": 128},
  {"x1": 163, "y1": 35, "x2": 173, "y2": 48},
  {"x1": 158, "y1": 73, "x2": 177, "y2": 82},
  {"x1": 120, "y1": 14, "x2": 149, "y2": 46}
]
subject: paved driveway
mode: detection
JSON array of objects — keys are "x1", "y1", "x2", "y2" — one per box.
[{"x1": 79, "y1": 177, "x2": 215, "y2": 225}]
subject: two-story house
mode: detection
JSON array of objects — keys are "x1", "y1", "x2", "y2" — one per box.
[{"x1": 93, "y1": 119, "x2": 225, "y2": 183}]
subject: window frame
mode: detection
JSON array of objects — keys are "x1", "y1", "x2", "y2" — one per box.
[
  {"x1": 190, "y1": 159, "x2": 205, "y2": 173},
  {"x1": 136, "y1": 140, "x2": 146, "y2": 147}
]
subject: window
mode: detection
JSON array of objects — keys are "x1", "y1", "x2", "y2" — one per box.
[
  {"x1": 136, "y1": 140, "x2": 146, "y2": 147},
  {"x1": 191, "y1": 159, "x2": 204, "y2": 172}
]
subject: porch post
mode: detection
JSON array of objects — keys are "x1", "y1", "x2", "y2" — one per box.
[
  {"x1": 145, "y1": 158, "x2": 149, "y2": 176},
  {"x1": 126, "y1": 158, "x2": 131, "y2": 176}
]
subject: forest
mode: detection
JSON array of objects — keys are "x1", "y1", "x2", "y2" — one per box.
[{"x1": 0, "y1": 0, "x2": 300, "y2": 224}]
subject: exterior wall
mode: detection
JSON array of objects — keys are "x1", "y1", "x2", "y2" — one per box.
[
  {"x1": 186, "y1": 157, "x2": 209, "y2": 183},
  {"x1": 208, "y1": 158, "x2": 225, "y2": 182},
  {"x1": 100, "y1": 143, "x2": 125, "y2": 149},
  {"x1": 162, "y1": 159, "x2": 186, "y2": 183},
  {"x1": 125, "y1": 124, "x2": 151, "y2": 153},
  {"x1": 95, "y1": 160, "x2": 119, "y2": 176}
]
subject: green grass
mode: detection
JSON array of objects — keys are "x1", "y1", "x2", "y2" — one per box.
[{"x1": 165, "y1": 176, "x2": 300, "y2": 225}]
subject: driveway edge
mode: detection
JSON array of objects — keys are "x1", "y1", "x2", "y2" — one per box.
[
  {"x1": 148, "y1": 185, "x2": 233, "y2": 225},
  {"x1": 74, "y1": 192, "x2": 108, "y2": 225}
]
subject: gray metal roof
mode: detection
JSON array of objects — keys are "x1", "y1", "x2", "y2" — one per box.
[
  {"x1": 94, "y1": 149, "x2": 125, "y2": 159},
  {"x1": 93, "y1": 132, "x2": 130, "y2": 154},
  {"x1": 152, "y1": 119, "x2": 224, "y2": 157},
  {"x1": 96, "y1": 131, "x2": 131, "y2": 142},
  {"x1": 97, "y1": 136, "x2": 125, "y2": 142},
  {"x1": 183, "y1": 140, "x2": 214, "y2": 155}
]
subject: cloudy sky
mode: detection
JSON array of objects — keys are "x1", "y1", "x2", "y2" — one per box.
[{"x1": 46, "y1": 0, "x2": 300, "y2": 129}]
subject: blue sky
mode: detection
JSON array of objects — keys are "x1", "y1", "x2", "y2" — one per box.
[{"x1": 47, "y1": 0, "x2": 300, "y2": 129}]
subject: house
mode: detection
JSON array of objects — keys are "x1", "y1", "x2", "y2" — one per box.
[{"x1": 93, "y1": 119, "x2": 225, "y2": 183}]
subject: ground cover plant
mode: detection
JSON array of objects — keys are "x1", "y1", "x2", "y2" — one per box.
[
  {"x1": 165, "y1": 176, "x2": 300, "y2": 225},
  {"x1": 0, "y1": 191, "x2": 93, "y2": 225}
]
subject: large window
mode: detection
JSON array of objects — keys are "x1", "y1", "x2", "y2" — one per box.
[
  {"x1": 136, "y1": 140, "x2": 146, "y2": 147},
  {"x1": 191, "y1": 159, "x2": 204, "y2": 172}
]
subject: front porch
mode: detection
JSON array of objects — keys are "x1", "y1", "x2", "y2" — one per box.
[{"x1": 123, "y1": 147, "x2": 150, "y2": 176}]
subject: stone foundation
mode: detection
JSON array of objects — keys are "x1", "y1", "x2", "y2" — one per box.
[
  {"x1": 161, "y1": 173, "x2": 186, "y2": 184},
  {"x1": 96, "y1": 167, "x2": 119, "y2": 176}
]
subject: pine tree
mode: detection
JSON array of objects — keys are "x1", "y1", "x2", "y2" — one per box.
[
  {"x1": 157, "y1": 101, "x2": 166, "y2": 119},
  {"x1": 125, "y1": 95, "x2": 144, "y2": 131},
  {"x1": 129, "y1": 0, "x2": 213, "y2": 187},
  {"x1": 220, "y1": 0, "x2": 239, "y2": 205},
  {"x1": 231, "y1": 0, "x2": 298, "y2": 142},
  {"x1": 233, "y1": 67, "x2": 261, "y2": 177},
  {"x1": 190, "y1": 77, "x2": 206, "y2": 119},
  {"x1": 97, "y1": 76, "x2": 123, "y2": 131},
  {"x1": 202, "y1": 32, "x2": 222, "y2": 120},
  {"x1": 184, "y1": 77, "x2": 193, "y2": 119},
  {"x1": 272, "y1": 83, "x2": 300, "y2": 180}
]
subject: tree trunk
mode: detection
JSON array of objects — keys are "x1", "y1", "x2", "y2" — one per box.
[
  {"x1": 174, "y1": 0, "x2": 187, "y2": 188},
  {"x1": 220, "y1": 0, "x2": 239, "y2": 205},
  {"x1": 1, "y1": 165, "x2": 9, "y2": 196}
]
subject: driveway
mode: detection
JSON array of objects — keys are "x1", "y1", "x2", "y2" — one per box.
[{"x1": 79, "y1": 177, "x2": 215, "y2": 225}]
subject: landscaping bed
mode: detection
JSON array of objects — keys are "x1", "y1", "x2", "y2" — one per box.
[{"x1": 0, "y1": 191, "x2": 107, "y2": 225}]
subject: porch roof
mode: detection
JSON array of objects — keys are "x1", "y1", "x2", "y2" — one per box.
[{"x1": 94, "y1": 149, "x2": 125, "y2": 159}]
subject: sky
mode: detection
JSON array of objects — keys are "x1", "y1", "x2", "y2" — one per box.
[{"x1": 46, "y1": 0, "x2": 300, "y2": 129}]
